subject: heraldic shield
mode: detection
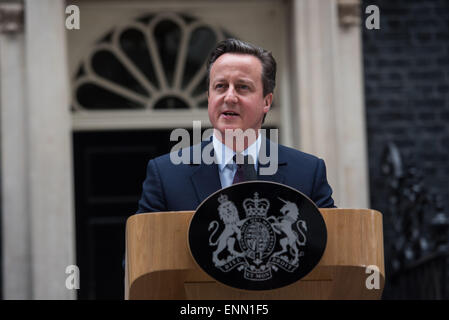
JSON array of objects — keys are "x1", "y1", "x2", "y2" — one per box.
[{"x1": 188, "y1": 181, "x2": 327, "y2": 291}]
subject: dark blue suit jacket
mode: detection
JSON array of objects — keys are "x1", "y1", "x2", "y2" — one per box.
[{"x1": 137, "y1": 138, "x2": 335, "y2": 213}]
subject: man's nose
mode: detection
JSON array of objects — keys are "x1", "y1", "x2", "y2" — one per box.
[{"x1": 224, "y1": 87, "x2": 238, "y2": 104}]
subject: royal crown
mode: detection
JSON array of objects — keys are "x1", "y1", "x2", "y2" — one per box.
[{"x1": 243, "y1": 192, "x2": 270, "y2": 218}]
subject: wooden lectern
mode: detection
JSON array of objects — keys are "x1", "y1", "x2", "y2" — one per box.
[{"x1": 125, "y1": 209, "x2": 385, "y2": 299}]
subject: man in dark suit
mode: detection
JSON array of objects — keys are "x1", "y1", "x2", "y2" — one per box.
[{"x1": 137, "y1": 39, "x2": 335, "y2": 213}]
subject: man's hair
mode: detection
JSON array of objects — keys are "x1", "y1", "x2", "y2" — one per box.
[{"x1": 206, "y1": 38, "x2": 277, "y2": 97}]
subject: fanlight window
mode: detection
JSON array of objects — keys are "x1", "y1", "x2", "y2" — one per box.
[{"x1": 72, "y1": 13, "x2": 231, "y2": 111}]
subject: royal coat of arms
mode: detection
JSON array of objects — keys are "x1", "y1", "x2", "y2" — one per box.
[
  {"x1": 208, "y1": 192, "x2": 308, "y2": 281},
  {"x1": 188, "y1": 181, "x2": 327, "y2": 291}
]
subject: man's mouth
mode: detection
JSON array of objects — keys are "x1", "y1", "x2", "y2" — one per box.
[{"x1": 221, "y1": 111, "x2": 240, "y2": 118}]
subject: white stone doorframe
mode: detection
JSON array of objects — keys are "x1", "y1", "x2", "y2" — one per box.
[
  {"x1": 290, "y1": 0, "x2": 370, "y2": 208},
  {"x1": 0, "y1": 0, "x2": 75, "y2": 299}
]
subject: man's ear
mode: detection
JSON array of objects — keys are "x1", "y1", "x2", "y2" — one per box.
[{"x1": 263, "y1": 93, "x2": 273, "y2": 113}]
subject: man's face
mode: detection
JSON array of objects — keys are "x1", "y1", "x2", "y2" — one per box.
[{"x1": 208, "y1": 53, "x2": 273, "y2": 139}]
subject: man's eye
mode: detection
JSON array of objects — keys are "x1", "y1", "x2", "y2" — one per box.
[
  {"x1": 238, "y1": 85, "x2": 249, "y2": 90},
  {"x1": 215, "y1": 83, "x2": 225, "y2": 89}
]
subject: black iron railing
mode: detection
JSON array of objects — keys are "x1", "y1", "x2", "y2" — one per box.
[{"x1": 381, "y1": 142, "x2": 449, "y2": 299}]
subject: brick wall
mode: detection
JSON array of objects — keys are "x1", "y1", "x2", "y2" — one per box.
[{"x1": 362, "y1": 0, "x2": 449, "y2": 298}]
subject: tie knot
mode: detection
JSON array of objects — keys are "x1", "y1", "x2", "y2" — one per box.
[{"x1": 232, "y1": 153, "x2": 257, "y2": 184}]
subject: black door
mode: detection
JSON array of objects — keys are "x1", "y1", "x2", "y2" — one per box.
[{"x1": 73, "y1": 130, "x2": 177, "y2": 299}]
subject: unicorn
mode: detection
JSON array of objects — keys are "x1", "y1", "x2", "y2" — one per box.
[{"x1": 269, "y1": 198, "x2": 307, "y2": 265}]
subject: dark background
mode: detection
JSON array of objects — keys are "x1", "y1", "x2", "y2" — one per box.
[
  {"x1": 363, "y1": 0, "x2": 449, "y2": 225},
  {"x1": 362, "y1": 0, "x2": 449, "y2": 299}
]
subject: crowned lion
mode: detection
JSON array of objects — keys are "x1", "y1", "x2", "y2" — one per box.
[{"x1": 208, "y1": 194, "x2": 246, "y2": 266}]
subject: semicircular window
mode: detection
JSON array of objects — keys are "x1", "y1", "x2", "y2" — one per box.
[{"x1": 72, "y1": 13, "x2": 234, "y2": 111}]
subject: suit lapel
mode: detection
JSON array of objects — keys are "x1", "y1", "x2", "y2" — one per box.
[
  {"x1": 257, "y1": 167, "x2": 286, "y2": 184},
  {"x1": 190, "y1": 139, "x2": 222, "y2": 205},
  {"x1": 257, "y1": 138, "x2": 287, "y2": 184}
]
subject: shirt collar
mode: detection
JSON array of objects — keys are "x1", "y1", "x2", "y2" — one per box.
[{"x1": 213, "y1": 131, "x2": 261, "y2": 172}]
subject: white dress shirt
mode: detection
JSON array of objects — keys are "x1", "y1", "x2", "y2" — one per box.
[{"x1": 212, "y1": 133, "x2": 261, "y2": 188}]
